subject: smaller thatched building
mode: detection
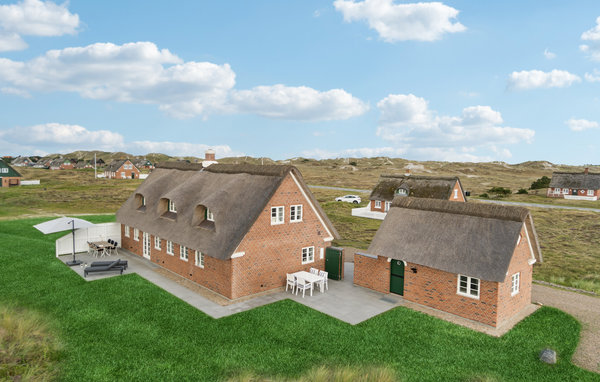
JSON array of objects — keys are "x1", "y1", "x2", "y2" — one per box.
[
  {"x1": 547, "y1": 168, "x2": 600, "y2": 200},
  {"x1": 354, "y1": 197, "x2": 542, "y2": 327}
]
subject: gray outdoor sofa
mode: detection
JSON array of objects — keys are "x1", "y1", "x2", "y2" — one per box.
[{"x1": 83, "y1": 259, "x2": 126, "y2": 277}]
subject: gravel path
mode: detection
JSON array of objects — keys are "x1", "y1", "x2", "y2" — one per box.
[{"x1": 532, "y1": 284, "x2": 600, "y2": 373}]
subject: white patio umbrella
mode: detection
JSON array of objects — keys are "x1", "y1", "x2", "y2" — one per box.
[{"x1": 34, "y1": 217, "x2": 95, "y2": 266}]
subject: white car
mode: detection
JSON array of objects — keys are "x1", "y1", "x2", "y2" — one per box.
[{"x1": 335, "y1": 195, "x2": 361, "y2": 204}]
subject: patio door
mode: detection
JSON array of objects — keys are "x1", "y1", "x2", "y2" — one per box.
[
  {"x1": 142, "y1": 232, "x2": 151, "y2": 259},
  {"x1": 390, "y1": 260, "x2": 404, "y2": 295},
  {"x1": 325, "y1": 247, "x2": 343, "y2": 280}
]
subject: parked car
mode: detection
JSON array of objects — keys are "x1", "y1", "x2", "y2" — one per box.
[{"x1": 335, "y1": 195, "x2": 361, "y2": 204}]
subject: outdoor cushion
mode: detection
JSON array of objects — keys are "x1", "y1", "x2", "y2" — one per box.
[{"x1": 90, "y1": 260, "x2": 128, "y2": 269}]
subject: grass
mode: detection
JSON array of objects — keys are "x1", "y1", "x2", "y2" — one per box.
[
  {"x1": 0, "y1": 216, "x2": 598, "y2": 381},
  {"x1": 0, "y1": 305, "x2": 62, "y2": 381}
]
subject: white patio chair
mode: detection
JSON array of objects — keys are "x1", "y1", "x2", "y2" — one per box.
[
  {"x1": 286, "y1": 274, "x2": 296, "y2": 293},
  {"x1": 295, "y1": 277, "x2": 313, "y2": 298},
  {"x1": 318, "y1": 270, "x2": 328, "y2": 291},
  {"x1": 310, "y1": 267, "x2": 319, "y2": 275}
]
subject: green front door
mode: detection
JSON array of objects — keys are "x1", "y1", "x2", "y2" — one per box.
[
  {"x1": 325, "y1": 247, "x2": 343, "y2": 280},
  {"x1": 390, "y1": 260, "x2": 404, "y2": 295}
]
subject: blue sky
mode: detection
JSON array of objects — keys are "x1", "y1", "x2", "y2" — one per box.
[{"x1": 0, "y1": 0, "x2": 599, "y2": 164}]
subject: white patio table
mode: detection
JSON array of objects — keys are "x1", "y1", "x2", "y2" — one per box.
[{"x1": 291, "y1": 271, "x2": 325, "y2": 293}]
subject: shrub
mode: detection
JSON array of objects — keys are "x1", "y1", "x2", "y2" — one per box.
[
  {"x1": 487, "y1": 187, "x2": 511, "y2": 197},
  {"x1": 479, "y1": 193, "x2": 489, "y2": 198},
  {"x1": 517, "y1": 188, "x2": 528, "y2": 194},
  {"x1": 349, "y1": 161, "x2": 357, "y2": 166},
  {"x1": 530, "y1": 176, "x2": 551, "y2": 190}
]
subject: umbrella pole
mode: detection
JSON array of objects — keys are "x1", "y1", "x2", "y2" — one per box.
[{"x1": 66, "y1": 220, "x2": 82, "y2": 266}]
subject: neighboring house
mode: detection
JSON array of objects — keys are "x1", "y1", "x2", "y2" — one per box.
[
  {"x1": 104, "y1": 159, "x2": 141, "y2": 179},
  {"x1": 11, "y1": 156, "x2": 34, "y2": 167},
  {"x1": 354, "y1": 197, "x2": 542, "y2": 328},
  {"x1": 116, "y1": 163, "x2": 339, "y2": 300},
  {"x1": 48, "y1": 158, "x2": 74, "y2": 170},
  {"x1": 0, "y1": 158, "x2": 22, "y2": 187},
  {"x1": 133, "y1": 159, "x2": 155, "y2": 170},
  {"x1": 353, "y1": 174, "x2": 465, "y2": 220},
  {"x1": 547, "y1": 168, "x2": 600, "y2": 201},
  {"x1": 74, "y1": 161, "x2": 88, "y2": 169},
  {"x1": 95, "y1": 158, "x2": 106, "y2": 167}
]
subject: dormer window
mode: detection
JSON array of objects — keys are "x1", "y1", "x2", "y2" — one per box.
[
  {"x1": 193, "y1": 204, "x2": 215, "y2": 230},
  {"x1": 395, "y1": 188, "x2": 408, "y2": 196},
  {"x1": 206, "y1": 208, "x2": 214, "y2": 222},
  {"x1": 168, "y1": 199, "x2": 177, "y2": 213},
  {"x1": 135, "y1": 193, "x2": 146, "y2": 211}
]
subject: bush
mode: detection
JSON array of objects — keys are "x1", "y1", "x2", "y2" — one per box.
[
  {"x1": 487, "y1": 187, "x2": 511, "y2": 197},
  {"x1": 517, "y1": 188, "x2": 528, "y2": 194},
  {"x1": 479, "y1": 193, "x2": 489, "y2": 198},
  {"x1": 349, "y1": 161, "x2": 357, "y2": 166},
  {"x1": 530, "y1": 176, "x2": 551, "y2": 190}
]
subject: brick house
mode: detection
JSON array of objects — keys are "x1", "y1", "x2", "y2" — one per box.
[
  {"x1": 104, "y1": 159, "x2": 141, "y2": 179},
  {"x1": 48, "y1": 158, "x2": 74, "y2": 170},
  {"x1": 0, "y1": 158, "x2": 22, "y2": 187},
  {"x1": 354, "y1": 197, "x2": 542, "y2": 327},
  {"x1": 352, "y1": 174, "x2": 465, "y2": 220},
  {"x1": 116, "y1": 163, "x2": 339, "y2": 300},
  {"x1": 547, "y1": 168, "x2": 600, "y2": 201},
  {"x1": 11, "y1": 156, "x2": 34, "y2": 167}
]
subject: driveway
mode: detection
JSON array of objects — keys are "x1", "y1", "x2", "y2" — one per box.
[{"x1": 532, "y1": 284, "x2": 600, "y2": 373}]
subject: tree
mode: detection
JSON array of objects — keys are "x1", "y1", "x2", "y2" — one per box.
[{"x1": 530, "y1": 176, "x2": 551, "y2": 190}]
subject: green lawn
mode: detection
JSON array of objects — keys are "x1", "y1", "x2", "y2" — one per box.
[{"x1": 0, "y1": 216, "x2": 598, "y2": 381}]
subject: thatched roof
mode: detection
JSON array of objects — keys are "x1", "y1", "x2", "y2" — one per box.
[
  {"x1": 369, "y1": 174, "x2": 462, "y2": 201},
  {"x1": 549, "y1": 171, "x2": 600, "y2": 189},
  {"x1": 116, "y1": 164, "x2": 339, "y2": 261},
  {"x1": 367, "y1": 197, "x2": 542, "y2": 282},
  {"x1": 156, "y1": 161, "x2": 204, "y2": 171}
]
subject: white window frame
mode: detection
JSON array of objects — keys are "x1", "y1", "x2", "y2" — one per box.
[
  {"x1": 562, "y1": 188, "x2": 569, "y2": 194},
  {"x1": 180, "y1": 245, "x2": 189, "y2": 261},
  {"x1": 511, "y1": 273, "x2": 520, "y2": 296},
  {"x1": 154, "y1": 236, "x2": 161, "y2": 250},
  {"x1": 375, "y1": 200, "x2": 381, "y2": 208},
  {"x1": 168, "y1": 199, "x2": 177, "y2": 213},
  {"x1": 120, "y1": 172, "x2": 125, "y2": 178},
  {"x1": 124, "y1": 225, "x2": 130, "y2": 237},
  {"x1": 302, "y1": 246, "x2": 314, "y2": 264},
  {"x1": 195, "y1": 250, "x2": 204, "y2": 268},
  {"x1": 457, "y1": 274, "x2": 480, "y2": 299},
  {"x1": 166, "y1": 240, "x2": 174, "y2": 255},
  {"x1": 385, "y1": 201, "x2": 392, "y2": 212},
  {"x1": 554, "y1": 188, "x2": 560, "y2": 194},
  {"x1": 206, "y1": 208, "x2": 214, "y2": 222},
  {"x1": 271, "y1": 206, "x2": 284, "y2": 225},
  {"x1": 454, "y1": 189, "x2": 459, "y2": 199},
  {"x1": 587, "y1": 189, "x2": 594, "y2": 196},
  {"x1": 290, "y1": 205, "x2": 302, "y2": 223},
  {"x1": 133, "y1": 228, "x2": 139, "y2": 241}
]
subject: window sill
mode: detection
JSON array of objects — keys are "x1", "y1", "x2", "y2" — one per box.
[
  {"x1": 271, "y1": 221, "x2": 284, "y2": 226},
  {"x1": 511, "y1": 291, "x2": 519, "y2": 297},
  {"x1": 301, "y1": 259, "x2": 315, "y2": 265},
  {"x1": 457, "y1": 292, "x2": 479, "y2": 300},
  {"x1": 197, "y1": 220, "x2": 215, "y2": 231},
  {"x1": 290, "y1": 220, "x2": 302, "y2": 223}
]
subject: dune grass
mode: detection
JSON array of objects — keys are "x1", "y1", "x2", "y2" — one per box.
[{"x1": 0, "y1": 216, "x2": 598, "y2": 381}]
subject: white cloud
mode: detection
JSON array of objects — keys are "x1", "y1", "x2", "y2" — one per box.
[
  {"x1": 129, "y1": 141, "x2": 240, "y2": 158},
  {"x1": 507, "y1": 69, "x2": 581, "y2": 90},
  {"x1": 0, "y1": 42, "x2": 237, "y2": 118},
  {"x1": 230, "y1": 85, "x2": 368, "y2": 121},
  {"x1": 566, "y1": 118, "x2": 599, "y2": 132},
  {"x1": 333, "y1": 0, "x2": 466, "y2": 42},
  {"x1": 584, "y1": 69, "x2": 600, "y2": 82},
  {"x1": 0, "y1": 0, "x2": 79, "y2": 52},
  {"x1": 374, "y1": 93, "x2": 533, "y2": 161},
  {"x1": 302, "y1": 146, "x2": 403, "y2": 159},
  {"x1": 580, "y1": 16, "x2": 600, "y2": 61},
  {"x1": 543, "y1": 48, "x2": 556, "y2": 60}
]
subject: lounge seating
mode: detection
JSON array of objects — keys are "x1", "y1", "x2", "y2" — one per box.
[
  {"x1": 83, "y1": 259, "x2": 125, "y2": 277},
  {"x1": 90, "y1": 259, "x2": 128, "y2": 270}
]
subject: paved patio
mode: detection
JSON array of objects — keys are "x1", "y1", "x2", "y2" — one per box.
[{"x1": 58, "y1": 249, "x2": 537, "y2": 334}]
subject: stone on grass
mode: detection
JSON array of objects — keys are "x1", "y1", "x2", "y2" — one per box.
[{"x1": 539, "y1": 348, "x2": 557, "y2": 364}]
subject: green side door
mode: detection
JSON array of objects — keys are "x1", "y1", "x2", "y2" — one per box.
[
  {"x1": 390, "y1": 260, "x2": 404, "y2": 295},
  {"x1": 325, "y1": 247, "x2": 343, "y2": 280}
]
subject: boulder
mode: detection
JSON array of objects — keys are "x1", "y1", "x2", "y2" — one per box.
[{"x1": 539, "y1": 348, "x2": 557, "y2": 364}]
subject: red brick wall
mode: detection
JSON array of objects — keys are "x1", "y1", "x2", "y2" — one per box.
[
  {"x1": 370, "y1": 200, "x2": 385, "y2": 212},
  {"x1": 1, "y1": 177, "x2": 20, "y2": 187},
  {"x1": 230, "y1": 173, "x2": 331, "y2": 299},
  {"x1": 547, "y1": 187, "x2": 600, "y2": 199},
  {"x1": 353, "y1": 254, "x2": 390, "y2": 293},
  {"x1": 449, "y1": 181, "x2": 466, "y2": 202},
  {"x1": 496, "y1": 226, "x2": 533, "y2": 325},
  {"x1": 115, "y1": 161, "x2": 140, "y2": 179}
]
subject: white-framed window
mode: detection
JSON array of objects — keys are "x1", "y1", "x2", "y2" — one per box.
[
  {"x1": 133, "y1": 228, "x2": 139, "y2": 241},
  {"x1": 206, "y1": 208, "x2": 214, "y2": 222},
  {"x1": 290, "y1": 205, "x2": 302, "y2": 222},
  {"x1": 302, "y1": 246, "x2": 314, "y2": 264},
  {"x1": 154, "y1": 236, "x2": 161, "y2": 250},
  {"x1": 168, "y1": 199, "x2": 177, "y2": 213},
  {"x1": 588, "y1": 189, "x2": 594, "y2": 196},
  {"x1": 511, "y1": 273, "x2": 520, "y2": 296},
  {"x1": 124, "y1": 225, "x2": 130, "y2": 237},
  {"x1": 454, "y1": 189, "x2": 459, "y2": 199},
  {"x1": 141, "y1": 195, "x2": 145, "y2": 206},
  {"x1": 457, "y1": 275, "x2": 480, "y2": 299},
  {"x1": 271, "y1": 206, "x2": 284, "y2": 225},
  {"x1": 562, "y1": 188, "x2": 569, "y2": 194},
  {"x1": 375, "y1": 200, "x2": 381, "y2": 208},
  {"x1": 554, "y1": 188, "x2": 560, "y2": 194},
  {"x1": 180, "y1": 245, "x2": 189, "y2": 261},
  {"x1": 166, "y1": 240, "x2": 174, "y2": 255},
  {"x1": 120, "y1": 172, "x2": 125, "y2": 178},
  {"x1": 395, "y1": 188, "x2": 408, "y2": 196},
  {"x1": 385, "y1": 201, "x2": 392, "y2": 212},
  {"x1": 195, "y1": 250, "x2": 204, "y2": 268}
]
